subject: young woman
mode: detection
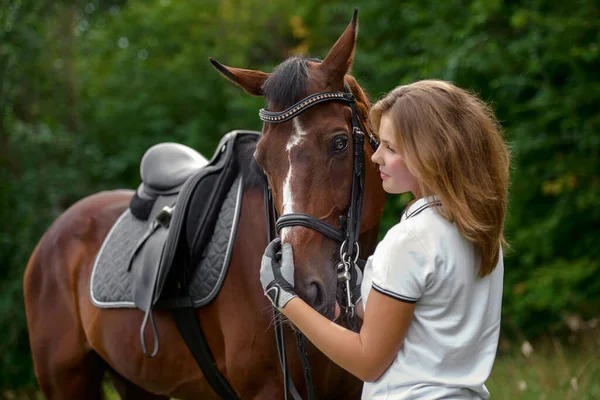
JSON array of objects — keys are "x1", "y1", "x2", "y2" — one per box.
[{"x1": 260, "y1": 79, "x2": 510, "y2": 399}]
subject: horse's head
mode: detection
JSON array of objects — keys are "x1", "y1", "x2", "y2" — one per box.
[{"x1": 210, "y1": 10, "x2": 385, "y2": 319}]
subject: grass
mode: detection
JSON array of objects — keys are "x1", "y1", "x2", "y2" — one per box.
[
  {"x1": 486, "y1": 330, "x2": 600, "y2": 399},
  {"x1": 487, "y1": 354, "x2": 600, "y2": 399},
  {"x1": 6, "y1": 332, "x2": 600, "y2": 399},
  {"x1": 104, "y1": 334, "x2": 600, "y2": 400}
]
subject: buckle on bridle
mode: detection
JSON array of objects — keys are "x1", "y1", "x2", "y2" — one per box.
[
  {"x1": 339, "y1": 240, "x2": 360, "y2": 263},
  {"x1": 337, "y1": 240, "x2": 360, "y2": 318}
]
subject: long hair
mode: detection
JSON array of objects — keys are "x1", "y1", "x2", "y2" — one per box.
[{"x1": 370, "y1": 80, "x2": 510, "y2": 276}]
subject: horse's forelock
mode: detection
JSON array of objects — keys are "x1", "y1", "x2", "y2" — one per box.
[{"x1": 262, "y1": 56, "x2": 309, "y2": 109}]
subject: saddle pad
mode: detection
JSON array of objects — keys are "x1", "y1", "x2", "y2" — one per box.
[{"x1": 90, "y1": 175, "x2": 244, "y2": 308}]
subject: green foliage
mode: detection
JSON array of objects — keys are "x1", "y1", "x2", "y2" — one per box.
[
  {"x1": 344, "y1": 0, "x2": 600, "y2": 339},
  {"x1": 1, "y1": 0, "x2": 599, "y2": 391}
]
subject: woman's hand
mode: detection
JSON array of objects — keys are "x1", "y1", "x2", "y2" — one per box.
[{"x1": 260, "y1": 238, "x2": 297, "y2": 308}]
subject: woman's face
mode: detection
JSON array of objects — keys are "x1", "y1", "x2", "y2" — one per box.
[{"x1": 371, "y1": 113, "x2": 421, "y2": 197}]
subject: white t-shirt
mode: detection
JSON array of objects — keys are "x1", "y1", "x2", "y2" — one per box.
[{"x1": 360, "y1": 197, "x2": 503, "y2": 400}]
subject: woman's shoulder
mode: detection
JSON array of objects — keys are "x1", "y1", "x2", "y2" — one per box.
[
  {"x1": 379, "y1": 219, "x2": 427, "y2": 256},
  {"x1": 385, "y1": 208, "x2": 462, "y2": 251},
  {"x1": 382, "y1": 219, "x2": 418, "y2": 244}
]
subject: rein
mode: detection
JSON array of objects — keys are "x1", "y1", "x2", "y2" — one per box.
[{"x1": 260, "y1": 85, "x2": 378, "y2": 400}]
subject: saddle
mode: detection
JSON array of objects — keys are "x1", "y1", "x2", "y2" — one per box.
[{"x1": 126, "y1": 130, "x2": 258, "y2": 356}]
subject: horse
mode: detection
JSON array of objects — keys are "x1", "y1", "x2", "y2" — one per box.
[{"x1": 23, "y1": 9, "x2": 386, "y2": 399}]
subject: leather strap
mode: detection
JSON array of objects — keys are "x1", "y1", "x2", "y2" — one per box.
[
  {"x1": 171, "y1": 306, "x2": 240, "y2": 400},
  {"x1": 295, "y1": 331, "x2": 317, "y2": 400},
  {"x1": 274, "y1": 309, "x2": 303, "y2": 400},
  {"x1": 260, "y1": 92, "x2": 354, "y2": 123},
  {"x1": 265, "y1": 184, "x2": 305, "y2": 400},
  {"x1": 140, "y1": 309, "x2": 160, "y2": 358},
  {"x1": 344, "y1": 126, "x2": 365, "y2": 262},
  {"x1": 276, "y1": 213, "x2": 344, "y2": 244}
]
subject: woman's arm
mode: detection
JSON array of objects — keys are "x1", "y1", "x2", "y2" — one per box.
[
  {"x1": 280, "y1": 290, "x2": 415, "y2": 382},
  {"x1": 356, "y1": 299, "x2": 364, "y2": 320},
  {"x1": 260, "y1": 240, "x2": 416, "y2": 381}
]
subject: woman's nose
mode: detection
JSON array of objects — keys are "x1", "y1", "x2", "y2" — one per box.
[{"x1": 371, "y1": 146, "x2": 382, "y2": 165}]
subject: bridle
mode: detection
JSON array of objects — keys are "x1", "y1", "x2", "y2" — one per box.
[
  {"x1": 262, "y1": 88, "x2": 378, "y2": 317},
  {"x1": 260, "y1": 84, "x2": 378, "y2": 400}
]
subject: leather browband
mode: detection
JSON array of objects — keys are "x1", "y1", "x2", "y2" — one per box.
[{"x1": 259, "y1": 92, "x2": 354, "y2": 123}]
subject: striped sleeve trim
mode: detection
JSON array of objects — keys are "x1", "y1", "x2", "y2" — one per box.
[{"x1": 372, "y1": 283, "x2": 419, "y2": 304}]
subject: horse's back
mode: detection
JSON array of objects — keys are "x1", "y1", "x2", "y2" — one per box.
[{"x1": 24, "y1": 189, "x2": 133, "y2": 300}]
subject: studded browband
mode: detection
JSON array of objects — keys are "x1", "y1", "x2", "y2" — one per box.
[{"x1": 259, "y1": 92, "x2": 354, "y2": 123}]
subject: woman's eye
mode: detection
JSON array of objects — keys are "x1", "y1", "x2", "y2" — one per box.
[{"x1": 332, "y1": 135, "x2": 348, "y2": 153}]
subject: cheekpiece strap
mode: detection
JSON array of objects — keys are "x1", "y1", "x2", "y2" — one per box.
[{"x1": 259, "y1": 92, "x2": 354, "y2": 123}]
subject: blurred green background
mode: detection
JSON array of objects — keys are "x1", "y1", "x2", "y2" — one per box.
[{"x1": 1, "y1": 0, "x2": 599, "y2": 398}]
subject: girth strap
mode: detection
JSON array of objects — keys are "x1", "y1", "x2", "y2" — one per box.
[{"x1": 171, "y1": 306, "x2": 240, "y2": 400}]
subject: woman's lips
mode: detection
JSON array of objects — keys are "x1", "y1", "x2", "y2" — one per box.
[{"x1": 380, "y1": 172, "x2": 390, "y2": 179}]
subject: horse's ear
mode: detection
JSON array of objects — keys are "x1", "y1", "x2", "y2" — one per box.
[
  {"x1": 209, "y1": 57, "x2": 269, "y2": 96},
  {"x1": 319, "y1": 8, "x2": 358, "y2": 83}
]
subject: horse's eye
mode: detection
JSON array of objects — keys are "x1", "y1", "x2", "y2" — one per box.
[{"x1": 331, "y1": 135, "x2": 348, "y2": 153}]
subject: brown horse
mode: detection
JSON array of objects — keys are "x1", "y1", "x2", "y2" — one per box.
[{"x1": 23, "y1": 10, "x2": 385, "y2": 400}]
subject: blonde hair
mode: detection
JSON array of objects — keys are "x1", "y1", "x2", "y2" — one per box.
[{"x1": 370, "y1": 80, "x2": 510, "y2": 277}]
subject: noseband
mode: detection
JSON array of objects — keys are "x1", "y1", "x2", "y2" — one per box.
[{"x1": 260, "y1": 85, "x2": 378, "y2": 400}]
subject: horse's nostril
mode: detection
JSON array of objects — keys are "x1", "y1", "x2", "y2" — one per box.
[{"x1": 306, "y1": 281, "x2": 326, "y2": 314}]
